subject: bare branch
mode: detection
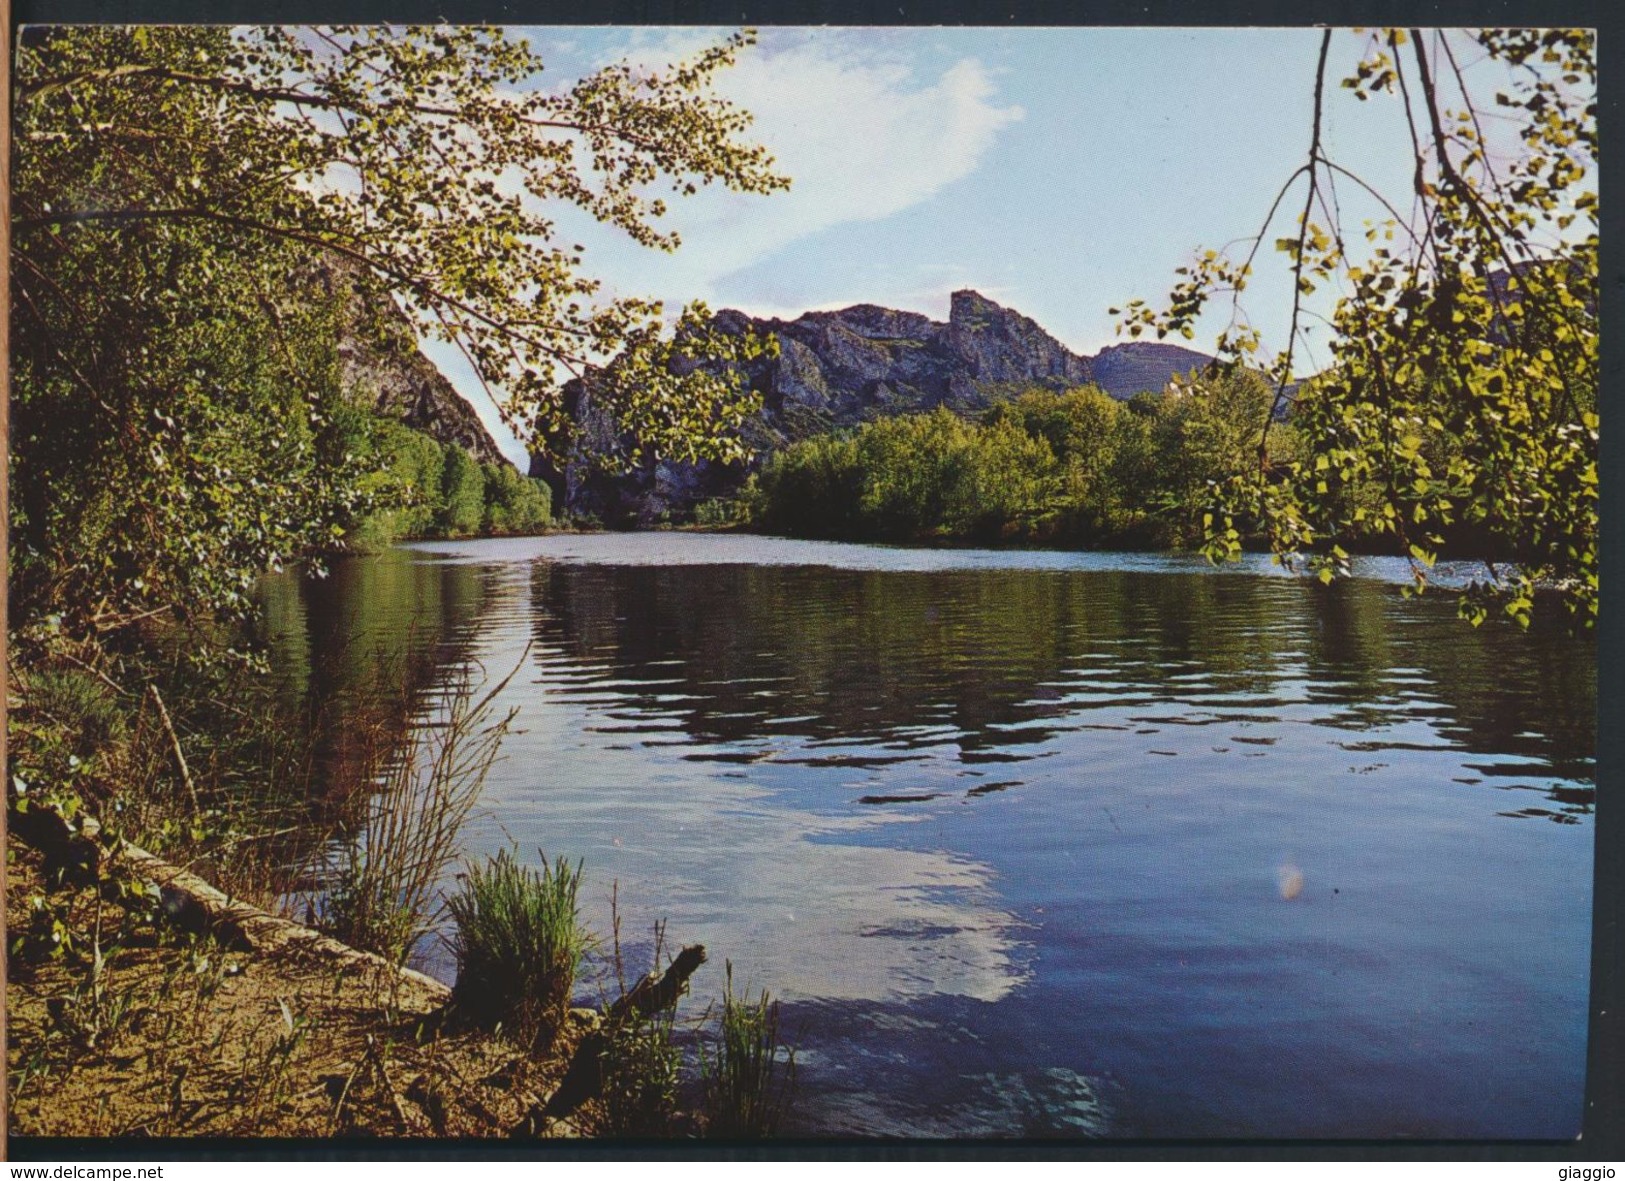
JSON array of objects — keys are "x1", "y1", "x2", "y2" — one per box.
[{"x1": 1260, "y1": 28, "x2": 1332, "y2": 464}]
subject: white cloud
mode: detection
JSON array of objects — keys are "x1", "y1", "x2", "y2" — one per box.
[
  {"x1": 697, "y1": 36, "x2": 1024, "y2": 266},
  {"x1": 570, "y1": 29, "x2": 1024, "y2": 301},
  {"x1": 428, "y1": 30, "x2": 1026, "y2": 456}
]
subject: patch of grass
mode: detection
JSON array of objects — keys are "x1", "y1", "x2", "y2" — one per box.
[
  {"x1": 446, "y1": 848, "x2": 591, "y2": 1050},
  {"x1": 701, "y1": 962, "x2": 796, "y2": 1139},
  {"x1": 21, "y1": 667, "x2": 128, "y2": 758},
  {"x1": 692, "y1": 497, "x2": 746, "y2": 529}
]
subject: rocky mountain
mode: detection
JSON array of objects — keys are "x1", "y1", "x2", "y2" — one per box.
[
  {"x1": 311, "y1": 260, "x2": 508, "y2": 467},
  {"x1": 711, "y1": 289, "x2": 1096, "y2": 429},
  {"x1": 531, "y1": 289, "x2": 1218, "y2": 525},
  {"x1": 1090, "y1": 340, "x2": 1216, "y2": 401}
]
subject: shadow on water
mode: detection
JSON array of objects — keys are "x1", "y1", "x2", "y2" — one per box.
[
  {"x1": 525, "y1": 561, "x2": 1594, "y2": 813},
  {"x1": 257, "y1": 549, "x2": 498, "y2": 845}
]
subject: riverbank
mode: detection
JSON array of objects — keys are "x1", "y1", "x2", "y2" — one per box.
[
  {"x1": 1, "y1": 643, "x2": 588, "y2": 1139},
  {"x1": 5, "y1": 827, "x2": 593, "y2": 1138},
  {"x1": 6, "y1": 635, "x2": 789, "y2": 1142}
]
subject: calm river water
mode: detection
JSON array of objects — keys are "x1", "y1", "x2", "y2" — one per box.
[{"x1": 261, "y1": 533, "x2": 1595, "y2": 1139}]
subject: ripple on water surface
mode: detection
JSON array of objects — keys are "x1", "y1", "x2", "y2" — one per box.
[{"x1": 265, "y1": 534, "x2": 1595, "y2": 1138}]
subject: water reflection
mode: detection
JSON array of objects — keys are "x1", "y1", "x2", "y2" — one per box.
[
  {"x1": 260, "y1": 535, "x2": 1595, "y2": 1138},
  {"x1": 518, "y1": 554, "x2": 1593, "y2": 815},
  {"x1": 250, "y1": 552, "x2": 506, "y2": 910},
  {"x1": 419, "y1": 578, "x2": 1034, "y2": 1007}
]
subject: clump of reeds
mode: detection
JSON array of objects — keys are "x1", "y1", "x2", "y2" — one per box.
[
  {"x1": 445, "y1": 847, "x2": 590, "y2": 1049},
  {"x1": 323, "y1": 660, "x2": 517, "y2": 965},
  {"x1": 596, "y1": 1007, "x2": 682, "y2": 1136},
  {"x1": 700, "y1": 961, "x2": 796, "y2": 1139},
  {"x1": 587, "y1": 907, "x2": 683, "y2": 1136},
  {"x1": 20, "y1": 666, "x2": 128, "y2": 757}
]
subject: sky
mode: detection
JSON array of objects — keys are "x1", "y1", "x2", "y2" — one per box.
[{"x1": 420, "y1": 27, "x2": 1524, "y2": 466}]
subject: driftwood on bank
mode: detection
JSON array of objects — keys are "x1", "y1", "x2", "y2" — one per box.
[
  {"x1": 514, "y1": 944, "x2": 708, "y2": 1135},
  {"x1": 9, "y1": 802, "x2": 451, "y2": 1003},
  {"x1": 115, "y1": 840, "x2": 454, "y2": 999},
  {"x1": 609, "y1": 944, "x2": 708, "y2": 1024}
]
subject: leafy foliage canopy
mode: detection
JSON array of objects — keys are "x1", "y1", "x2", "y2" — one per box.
[
  {"x1": 1112, "y1": 29, "x2": 1596, "y2": 626},
  {"x1": 12, "y1": 25, "x2": 785, "y2": 638}
]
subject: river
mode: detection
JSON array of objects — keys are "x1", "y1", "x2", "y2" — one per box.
[{"x1": 260, "y1": 532, "x2": 1595, "y2": 1139}]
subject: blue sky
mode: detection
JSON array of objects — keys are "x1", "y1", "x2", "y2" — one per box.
[{"x1": 426, "y1": 27, "x2": 1514, "y2": 464}]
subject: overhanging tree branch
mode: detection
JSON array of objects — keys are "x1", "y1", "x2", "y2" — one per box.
[
  {"x1": 1260, "y1": 28, "x2": 1332, "y2": 463},
  {"x1": 13, "y1": 205, "x2": 591, "y2": 372}
]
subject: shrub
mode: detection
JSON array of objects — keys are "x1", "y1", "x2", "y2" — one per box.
[
  {"x1": 446, "y1": 848, "x2": 590, "y2": 1049},
  {"x1": 436, "y1": 446, "x2": 487, "y2": 537},
  {"x1": 21, "y1": 668, "x2": 127, "y2": 759},
  {"x1": 751, "y1": 433, "x2": 863, "y2": 538},
  {"x1": 596, "y1": 1009, "x2": 682, "y2": 1136},
  {"x1": 351, "y1": 420, "x2": 447, "y2": 546},
  {"x1": 482, "y1": 463, "x2": 551, "y2": 535},
  {"x1": 701, "y1": 962, "x2": 795, "y2": 1138},
  {"x1": 692, "y1": 496, "x2": 745, "y2": 529}
]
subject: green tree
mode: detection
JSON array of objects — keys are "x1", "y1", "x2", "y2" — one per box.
[
  {"x1": 1114, "y1": 28, "x2": 1596, "y2": 626},
  {"x1": 747, "y1": 434, "x2": 864, "y2": 539},
  {"x1": 956, "y1": 415, "x2": 1062, "y2": 540},
  {"x1": 12, "y1": 25, "x2": 787, "y2": 638},
  {"x1": 852, "y1": 411, "x2": 974, "y2": 539},
  {"x1": 9, "y1": 190, "x2": 370, "y2": 635},
  {"x1": 750, "y1": 380, "x2": 1308, "y2": 551},
  {"x1": 436, "y1": 446, "x2": 487, "y2": 538},
  {"x1": 1144, "y1": 368, "x2": 1294, "y2": 545},
  {"x1": 985, "y1": 385, "x2": 1137, "y2": 537},
  {"x1": 752, "y1": 409, "x2": 1059, "y2": 544},
  {"x1": 482, "y1": 463, "x2": 552, "y2": 535},
  {"x1": 377, "y1": 423, "x2": 449, "y2": 541}
]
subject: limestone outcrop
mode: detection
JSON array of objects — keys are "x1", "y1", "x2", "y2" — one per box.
[{"x1": 531, "y1": 290, "x2": 1216, "y2": 525}]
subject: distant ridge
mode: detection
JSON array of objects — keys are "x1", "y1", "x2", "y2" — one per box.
[{"x1": 532, "y1": 290, "x2": 1220, "y2": 524}]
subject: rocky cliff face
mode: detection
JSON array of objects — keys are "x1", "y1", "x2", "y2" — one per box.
[
  {"x1": 311, "y1": 260, "x2": 508, "y2": 467},
  {"x1": 1090, "y1": 340, "x2": 1216, "y2": 402},
  {"x1": 531, "y1": 289, "x2": 1215, "y2": 525},
  {"x1": 713, "y1": 288, "x2": 1099, "y2": 432}
]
